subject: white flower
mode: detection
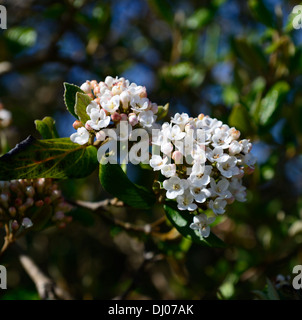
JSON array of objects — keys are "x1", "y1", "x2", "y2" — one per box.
[
  {"x1": 190, "y1": 185, "x2": 211, "y2": 203},
  {"x1": 190, "y1": 214, "x2": 216, "y2": 238},
  {"x1": 189, "y1": 165, "x2": 212, "y2": 187},
  {"x1": 70, "y1": 127, "x2": 90, "y2": 145},
  {"x1": 211, "y1": 128, "x2": 233, "y2": 149},
  {"x1": 102, "y1": 95, "x2": 120, "y2": 113},
  {"x1": 171, "y1": 113, "x2": 190, "y2": 130},
  {"x1": 163, "y1": 176, "x2": 188, "y2": 199},
  {"x1": 86, "y1": 101, "x2": 100, "y2": 116},
  {"x1": 138, "y1": 110, "x2": 156, "y2": 128},
  {"x1": 207, "y1": 147, "x2": 230, "y2": 163},
  {"x1": 130, "y1": 97, "x2": 149, "y2": 113},
  {"x1": 161, "y1": 164, "x2": 176, "y2": 178},
  {"x1": 166, "y1": 125, "x2": 186, "y2": 141},
  {"x1": 229, "y1": 140, "x2": 242, "y2": 155},
  {"x1": 149, "y1": 155, "x2": 168, "y2": 171},
  {"x1": 208, "y1": 198, "x2": 227, "y2": 215},
  {"x1": 22, "y1": 217, "x2": 33, "y2": 229},
  {"x1": 216, "y1": 156, "x2": 239, "y2": 178},
  {"x1": 86, "y1": 109, "x2": 110, "y2": 131},
  {"x1": 176, "y1": 190, "x2": 197, "y2": 211},
  {"x1": 209, "y1": 178, "x2": 232, "y2": 199}
]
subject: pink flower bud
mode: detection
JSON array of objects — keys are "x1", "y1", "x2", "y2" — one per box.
[
  {"x1": 93, "y1": 86, "x2": 100, "y2": 95},
  {"x1": 96, "y1": 130, "x2": 106, "y2": 141},
  {"x1": 80, "y1": 81, "x2": 91, "y2": 93},
  {"x1": 120, "y1": 113, "x2": 128, "y2": 121},
  {"x1": 139, "y1": 87, "x2": 147, "y2": 98},
  {"x1": 35, "y1": 200, "x2": 44, "y2": 207},
  {"x1": 9, "y1": 207, "x2": 17, "y2": 217},
  {"x1": 26, "y1": 186, "x2": 35, "y2": 197},
  {"x1": 128, "y1": 113, "x2": 138, "y2": 126},
  {"x1": 85, "y1": 122, "x2": 92, "y2": 131},
  {"x1": 150, "y1": 103, "x2": 158, "y2": 114},
  {"x1": 111, "y1": 112, "x2": 121, "y2": 122},
  {"x1": 11, "y1": 220, "x2": 19, "y2": 230},
  {"x1": 226, "y1": 196, "x2": 235, "y2": 205},
  {"x1": 15, "y1": 198, "x2": 22, "y2": 207},
  {"x1": 90, "y1": 80, "x2": 98, "y2": 88},
  {"x1": 73, "y1": 120, "x2": 83, "y2": 130},
  {"x1": 44, "y1": 197, "x2": 52, "y2": 205},
  {"x1": 172, "y1": 151, "x2": 183, "y2": 164},
  {"x1": 245, "y1": 165, "x2": 255, "y2": 175}
]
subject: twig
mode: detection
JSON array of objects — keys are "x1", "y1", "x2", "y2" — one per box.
[
  {"x1": 13, "y1": 243, "x2": 73, "y2": 300},
  {"x1": 113, "y1": 252, "x2": 164, "y2": 300}
]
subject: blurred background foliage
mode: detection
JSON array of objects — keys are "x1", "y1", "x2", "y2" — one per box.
[{"x1": 1, "y1": 0, "x2": 302, "y2": 300}]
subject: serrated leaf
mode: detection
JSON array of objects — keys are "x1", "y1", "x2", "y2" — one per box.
[
  {"x1": 164, "y1": 201, "x2": 226, "y2": 248},
  {"x1": 34, "y1": 116, "x2": 59, "y2": 139},
  {"x1": 63, "y1": 82, "x2": 85, "y2": 119},
  {"x1": 75, "y1": 92, "x2": 92, "y2": 124},
  {"x1": 156, "y1": 103, "x2": 169, "y2": 120},
  {"x1": 0, "y1": 136, "x2": 98, "y2": 180},
  {"x1": 99, "y1": 163, "x2": 156, "y2": 209}
]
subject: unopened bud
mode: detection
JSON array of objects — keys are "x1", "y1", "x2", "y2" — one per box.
[
  {"x1": 9, "y1": 207, "x2": 17, "y2": 217},
  {"x1": 111, "y1": 112, "x2": 121, "y2": 122},
  {"x1": 120, "y1": 113, "x2": 128, "y2": 121},
  {"x1": 11, "y1": 220, "x2": 19, "y2": 230},
  {"x1": 198, "y1": 113, "x2": 205, "y2": 120},
  {"x1": 73, "y1": 120, "x2": 83, "y2": 130},
  {"x1": 35, "y1": 200, "x2": 44, "y2": 207},
  {"x1": 96, "y1": 130, "x2": 106, "y2": 141},
  {"x1": 128, "y1": 113, "x2": 138, "y2": 126},
  {"x1": 80, "y1": 81, "x2": 91, "y2": 93},
  {"x1": 172, "y1": 151, "x2": 183, "y2": 164}
]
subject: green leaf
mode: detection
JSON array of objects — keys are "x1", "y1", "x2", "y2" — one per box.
[
  {"x1": 164, "y1": 202, "x2": 226, "y2": 248},
  {"x1": 148, "y1": 0, "x2": 174, "y2": 25},
  {"x1": 186, "y1": 8, "x2": 214, "y2": 30},
  {"x1": 63, "y1": 82, "x2": 85, "y2": 119},
  {"x1": 248, "y1": 0, "x2": 276, "y2": 29},
  {"x1": 74, "y1": 92, "x2": 92, "y2": 124},
  {"x1": 0, "y1": 136, "x2": 98, "y2": 180},
  {"x1": 229, "y1": 104, "x2": 253, "y2": 134},
  {"x1": 259, "y1": 81, "x2": 290, "y2": 126},
  {"x1": 99, "y1": 163, "x2": 156, "y2": 209},
  {"x1": 232, "y1": 38, "x2": 268, "y2": 74},
  {"x1": 156, "y1": 103, "x2": 169, "y2": 120},
  {"x1": 34, "y1": 116, "x2": 59, "y2": 139},
  {"x1": 266, "y1": 278, "x2": 280, "y2": 300}
]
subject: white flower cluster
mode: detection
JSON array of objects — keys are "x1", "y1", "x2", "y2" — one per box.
[
  {"x1": 70, "y1": 76, "x2": 158, "y2": 145},
  {"x1": 150, "y1": 112, "x2": 256, "y2": 238},
  {"x1": 0, "y1": 179, "x2": 73, "y2": 231}
]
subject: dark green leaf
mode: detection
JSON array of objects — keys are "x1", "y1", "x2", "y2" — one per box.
[
  {"x1": 148, "y1": 0, "x2": 174, "y2": 25},
  {"x1": 34, "y1": 116, "x2": 59, "y2": 139},
  {"x1": 248, "y1": 0, "x2": 276, "y2": 29},
  {"x1": 63, "y1": 82, "x2": 85, "y2": 119},
  {"x1": 232, "y1": 38, "x2": 268, "y2": 74},
  {"x1": 75, "y1": 92, "x2": 92, "y2": 124},
  {"x1": 0, "y1": 136, "x2": 98, "y2": 180},
  {"x1": 259, "y1": 81, "x2": 290, "y2": 126},
  {"x1": 229, "y1": 104, "x2": 253, "y2": 134},
  {"x1": 99, "y1": 163, "x2": 156, "y2": 209},
  {"x1": 164, "y1": 201, "x2": 226, "y2": 248}
]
